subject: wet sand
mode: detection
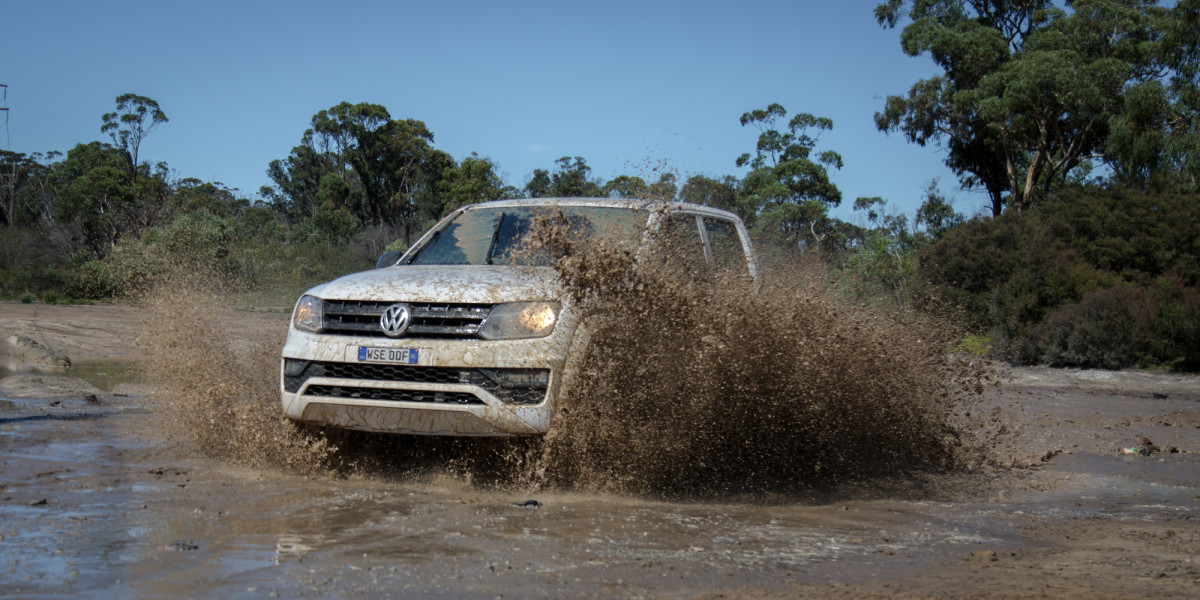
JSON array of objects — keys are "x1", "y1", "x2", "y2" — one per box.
[{"x1": 2, "y1": 301, "x2": 1199, "y2": 598}]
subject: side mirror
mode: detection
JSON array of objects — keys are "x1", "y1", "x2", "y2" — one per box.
[{"x1": 375, "y1": 251, "x2": 404, "y2": 269}]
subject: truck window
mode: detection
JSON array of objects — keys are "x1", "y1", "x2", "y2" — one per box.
[
  {"x1": 655, "y1": 213, "x2": 708, "y2": 274},
  {"x1": 408, "y1": 205, "x2": 649, "y2": 266},
  {"x1": 702, "y1": 217, "x2": 749, "y2": 276}
]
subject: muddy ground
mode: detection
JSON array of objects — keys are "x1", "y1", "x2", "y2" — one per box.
[{"x1": 2, "y1": 301, "x2": 1199, "y2": 599}]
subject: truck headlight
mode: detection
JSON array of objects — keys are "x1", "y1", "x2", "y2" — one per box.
[
  {"x1": 479, "y1": 302, "x2": 560, "y2": 340},
  {"x1": 292, "y1": 295, "x2": 324, "y2": 333}
]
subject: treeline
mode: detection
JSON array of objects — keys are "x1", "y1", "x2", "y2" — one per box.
[{"x1": 0, "y1": 91, "x2": 936, "y2": 303}]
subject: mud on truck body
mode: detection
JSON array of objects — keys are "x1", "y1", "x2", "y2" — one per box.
[{"x1": 280, "y1": 198, "x2": 758, "y2": 436}]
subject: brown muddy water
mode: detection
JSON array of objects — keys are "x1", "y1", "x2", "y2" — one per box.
[
  {"x1": 3, "y1": 365, "x2": 1199, "y2": 599},
  {"x1": 2, "y1": 268, "x2": 1200, "y2": 597}
]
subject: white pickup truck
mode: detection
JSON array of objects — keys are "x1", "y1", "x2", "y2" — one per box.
[{"x1": 280, "y1": 197, "x2": 758, "y2": 436}]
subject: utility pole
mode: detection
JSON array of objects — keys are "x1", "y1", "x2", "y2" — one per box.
[{"x1": 1, "y1": 83, "x2": 13, "y2": 228}]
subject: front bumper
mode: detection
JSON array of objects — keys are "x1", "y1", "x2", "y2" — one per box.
[{"x1": 279, "y1": 325, "x2": 574, "y2": 436}]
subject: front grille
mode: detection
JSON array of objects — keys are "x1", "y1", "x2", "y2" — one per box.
[
  {"x1": 323, "y1": 300, "x2": 492, "y2": 339},
  {"x1": 312, "y1": 362, "x2": 463, "y2": 385},
  {"x1": 286, "y1": 360, "x2": 548, "y2": 406},
  {"x1": 304, "y1": 385, "x2": 483, "y2": 405}
]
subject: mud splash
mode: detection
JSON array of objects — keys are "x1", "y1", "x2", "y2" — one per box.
[
  {"x1": 134, "y1": 283, "x2": 524, "y2": 482},
  {"x1": 523, "y1": 213, "x2": 992, "y2": 496},
  {"x1": 135, "y1": 214, "x2": 992, "y2": 497},
  {"x1": 136, "y1": 285, "x2": 335, "y2": 476}
]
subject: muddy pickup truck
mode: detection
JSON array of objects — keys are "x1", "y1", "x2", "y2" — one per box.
[{"x1": 280, "y1": 198, "x2": 758, "y2": 436}]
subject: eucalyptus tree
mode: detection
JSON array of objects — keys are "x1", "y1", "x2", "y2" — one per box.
[
  {"x1": 915, "y1": 181, "x2": 965, "y2": 239},
  {"x1": 736, "y1": 103, "x2": 843, "y2": 246},
  {"x1": 270, "y1": 102, "x2": 447, "y2": 243},
  {"x1": 875, "y1": 0, "x2": 1191, "y2": 214},
  {"x1": 521, "y1": 157, "x2": 604, "y2": 198},
  {"x1": 600, "y1": 172, "x2": 676, "y2": 200},
  {"x1": 266, "y1": 130, "x2": 338, "y2": 219},
  {"x1": 100, "y1": 94, "x2": 167, "y2": 182},
  {"x1": 524, "y1": 169, "x2": 552, "y2": 197},
  {"x1": 648, "y1": 172, "x2": 678, "y2": 200},
  {"x1": 308, "y1": 102, "x2": 434, "y2": 231},
  {"x1": 1106, "y1": 0, "x2": 1200, "y2": 190},
  {"x1": 50, "y1": 142, "x2": 141, "y2": 255},
  {"x1": 0, "y1": 150, "x2": 55, "y2": 228},
  {"x1": 549, "y1": 156, "x2": 604, "y2": 197},
  {"x1": 678, "y1": 174, "x2": 747, "y2": 221},
  {"x1": 601, "y1": 174, "x2": 650, "y2": 198}
]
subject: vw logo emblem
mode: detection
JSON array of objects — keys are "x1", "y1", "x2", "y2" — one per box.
[{"x1": 379, "y1": 303, "x2": 412, "y2": 337}]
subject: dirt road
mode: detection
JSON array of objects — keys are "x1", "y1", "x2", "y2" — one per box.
[{"x1": 2, "y1": 301, "x2": 1198, "y2": 598}]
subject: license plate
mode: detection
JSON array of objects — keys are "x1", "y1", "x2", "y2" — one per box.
[{"x1": 355, "y1": 347, "x2": 419, "y2": 364}]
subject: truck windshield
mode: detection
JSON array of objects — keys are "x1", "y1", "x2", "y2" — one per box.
[{"x1": 406, "y1": 205, "x2": 651, "y2": 266}]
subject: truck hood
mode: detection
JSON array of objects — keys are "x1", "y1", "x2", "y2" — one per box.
[{"x1": 306, "y1": 265, "x2": 562, "y2": 304}]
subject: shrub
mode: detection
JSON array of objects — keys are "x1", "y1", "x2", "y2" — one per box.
[
  {"x1": 1031, "y1": 275, "x2": 1200, "y2": 370},
  {"x1": 918, "y1": 186, "x2": 1200, "y2": 370},
  {"x1": 75, "y1": 209, "x2": 241, "y2": 298},
  {"x1": 312, "y1": 202, "x2": 361, "y2": 244},
  {"x1": 1035, "y1": 286, "x2": 1152, "y2": 369},
  {"x1": 0, "y1": 264, "x2": 79, "y2": 300},
  {"x1": 1046, "y1": 187, "x2": 1200, "y2": 285},
  {"x1": 144, "y1": 209, "x2": 234, "y2": 273},
  {"x1": 958, "y1": 334, "x2": 992, "y2": 357}
]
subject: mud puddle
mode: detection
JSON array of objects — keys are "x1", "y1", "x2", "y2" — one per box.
[
  {"x1": 3, "y1": 370, "x2": 1199, "y2": 598},
  {"x1": 56, "y1": 360, "x2": 138, "y2": 394},
  {"x1": 0, "y1": 404, "x2": 1007, "y2": 599}
]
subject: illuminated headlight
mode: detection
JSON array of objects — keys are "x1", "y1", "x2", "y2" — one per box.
[
  {"x1": 478, "y1": 302, "x2": 560, "y2": 340},
  {"x1": 292, "y1": 295, "x2": 324, "y2": 333}
]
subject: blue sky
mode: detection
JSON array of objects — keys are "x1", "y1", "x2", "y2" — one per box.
[{"x1": 1, "y1": 0, "x2": 994, "y2": 221}]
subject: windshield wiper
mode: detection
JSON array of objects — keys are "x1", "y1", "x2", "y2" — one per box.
[{"x1": 484, "y1": 212, "x2": 506, "y2": 265}]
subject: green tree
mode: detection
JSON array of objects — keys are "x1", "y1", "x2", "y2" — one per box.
[
  {"x1": 522, "y1": 157, "x2": 604, "y2": 197},
  {"x1": 266, "y1": 130, "x2": 339, "y2": 219},
  {"x1": 736, "y1": 103, "x2": 843, "y2": 246},
  {"x1": 1107, "y1": 0, "x2": 1200, "y2": 190},
  {"x1": 100, "y1": 94, "x2": 168, "y2": 181},
  {"x1": 648, "y1": 172, "x2": 678, "y2": 200},
  {"x1": 172, "y1": 178, "x2": 245, "y2": 218},
  {"x1": 0, "y1": 150, "x2": 55, "y2": 228},
  {"x1": 914, "y1": 181, "x2": 964, "y2": 239},
  {"x1": 50, "y1": 142, "x2": 138, "y2": 255},
  {"x1": 438, "y1": 153, "x2": 511, "y2": 215},
  {"x1": 310, "y1": 102, "x2": 438, "y2": 242},
  {"x1": 315, "y1": 173, "x2": 351, "y2": 210},
  {"x1": 270, "y1": 102, "x2": 448, "y2": 244},
  {"x1": 49, "y1": 142, "x2": 171, "y2": 255},
  {"x1": 312, "y1": 201, "x2": 361, "y2": 244},
  {"x1": 1162, "y1": 0, "x2": 1200, "y2": 190},
  {"x1": 601, "y1": 174, "x2": 650, "y2": 198},
  {"x1": 875, "y1": 0, "x2": 1185, "y2": 214},
  {"x1": 549, "y1": 156, "x2": 604, "y2": 197},
  {"x1": 524, "y1": 169, "x2": 552, "y2": 197},
  {"x1": 678, "y1": 174, "x2": 748, "y2": 220}
]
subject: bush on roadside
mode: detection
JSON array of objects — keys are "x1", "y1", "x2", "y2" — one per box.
[
  {"x1": 1030, "y1": 275, "x2": 1200, "y2": 370},
  {"x1": 918, "y1": 186, "x2": 1200, "y2": 371},
  {"x1": 75, "y1": 209, "x2": 240, "y2": 297}
]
